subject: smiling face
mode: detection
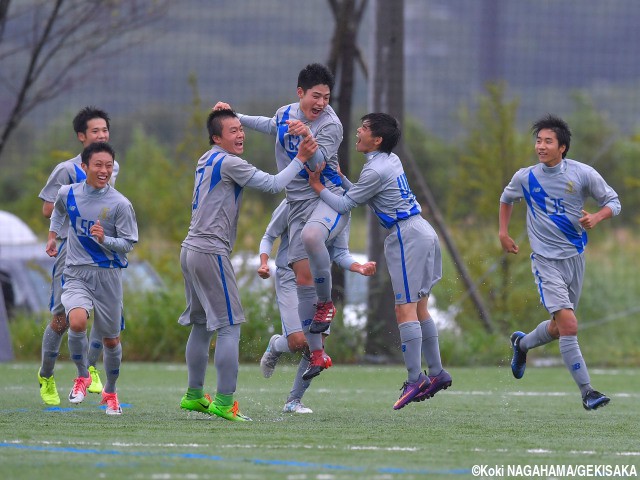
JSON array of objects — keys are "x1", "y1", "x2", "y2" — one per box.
[
  {"x1": 82, "y1": 151, "x2": 114, "y2": 189},
  {"x1": 212, "y1": 117, "x2": 245, "y2": 155},
  {"x1": 298, "y1": 84, "x2": 331, "y2": 122},
  {"x1": 535, "y1": 128, "x2": 565, "y2": 167},
  {"x1": 355, "y1": 120, "x2": 382, "y2": 154},
  {"x1": 77, "y1": 118, "x2": 109, "y2": 148}
]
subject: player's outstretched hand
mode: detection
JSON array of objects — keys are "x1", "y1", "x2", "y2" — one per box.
[
  {"x1": 353, "y1": 261, "x2": 377, "y2": 276},
  {"x1": 213, "y1": 101, "x2": 232, "y2": 111}
]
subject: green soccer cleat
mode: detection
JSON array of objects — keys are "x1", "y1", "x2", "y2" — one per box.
[
  {"x1": 88, "y1": 366, "x2": 104, "y2": 394},
  {"x1": 209, "y1": 400, "x2": 252, "y2": 422},
  {"x1": 38, "y1": 371, "x2": 60, "y2": 406},
  {"x1": 180, "y1": 393, "x2": 212, "y2": 414}
]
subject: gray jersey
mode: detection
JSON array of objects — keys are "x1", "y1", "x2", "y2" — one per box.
[
  {"x1": 259, "y1": 199, "x2": 354, "y2": 271},
  {"x1": 239, "y1": 103, "x2": 344, "y2": 201},
  {"x1": 319, "y1": 151, "x2": 421, "y2": 229},
  {"x1": 39, "y1": 154, "x2": 120, "y2": 240},
  {"x1": 500, "y1": 158, "x2": 621, "y2": 259},
  {"x1": 50, "y1": 183, "x2": 137, "y2": 268},
  {"x1": 182, "y1": 145, "x2": 305, "y2": 256}
]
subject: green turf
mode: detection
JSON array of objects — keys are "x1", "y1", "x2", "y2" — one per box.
[{"x1": 0, "y1": 362, "x2": 638, "y2": 479}]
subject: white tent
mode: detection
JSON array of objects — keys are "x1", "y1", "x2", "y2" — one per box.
[{"x1": 0, "y1": 211, "x2": 38, "y2": 245}]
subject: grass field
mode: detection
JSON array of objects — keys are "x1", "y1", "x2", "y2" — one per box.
[{"x1": 0, "y1": 362, "x2": 638, "y2": 480}]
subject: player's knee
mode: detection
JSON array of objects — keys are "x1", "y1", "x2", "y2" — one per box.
[
  {"x1": 103, "y1": 337, "x2": 120, "y2": 349},
  {"x1": 301, "y1": 223, "x2": 327, "y2": 251},
  {"x1": 287, "y1": 333, "x2": 307, "y2": 352},
  {"x1": 68, "y1": 308, "x2": 88, "y2": 332},
  {"x1": 300, "y1": 226, "x2": 317, "y2": 249},
  {"x1": 50, "y1": 313, "x2": 68, "y2": 334}
]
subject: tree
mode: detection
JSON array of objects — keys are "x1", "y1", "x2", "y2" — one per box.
[
  {"x1": 326, "y1": 0, "x2": 368, "y2": 306},
  {"x1": 365, "y1": 0, "x2": 404, "y2": 360},
  {"x1": 454, "y1": 83, "x2": 531, "y2": 330},
  {"x1": 0, "y1": 0, "x2": 169, "y2": 159}
]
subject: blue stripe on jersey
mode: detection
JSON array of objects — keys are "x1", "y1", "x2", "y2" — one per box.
[
  {"x1": 277, "y1": 106, "x2": 297, "y2": 161},
  {"x1": 527, "y1": 172, "x2": 549, "y2": 214},
  {"x1": 67, "y1": 188, "x2": 82, "y2": 234},
  {"x1": 550, "y1": 213, "x2": 585, "y2": 253},
  {"x1": 395, "y1": 224, "x2": 411, "y2": 303},
  {"x1": 74, "y1": 164, "x2": 87, "y2": 182},
  {"x1": 67, "y1": 164, "x2": 86, "y2": 184},
  {"x1": 320, "y1": 163, "x2": 342, "y2": 187},
  {"x1": 521, "y1": 185, "x2": 536, "y2": 219},
  {"x1": 375, "y1": 208, "x2": 420, "y2": 229},
  {"x1": 111, "y1": 251, "x2": 128, "y2": 268},
  {"x1": 376, "y1": 211, "x2": 396, "y2": 229},
  {"x1": 397, "y1": 204, "x2": 421, "y2": 221},
  {"x1": 526, "y1": 171, "x2": 584, "y2": 253},
  {"x1": 217, "y1": 255, "x2": 234, "y2": 325},
  {"x1": 66, "y1": 188, "x2": 113, "y2": 268},
  {"x1": 192, "y1": 152, "x2": 222, "y2": 210},
  {"x1": 234, "y1": 183, "x2": 242, "y2": 201},
  {"x1": 208, "y1": 154, "x2": 224, "y2": 192}
]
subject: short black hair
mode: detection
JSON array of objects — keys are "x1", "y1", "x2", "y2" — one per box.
[
  {"x1": 73, "y1": 106, "x2": 110, "y2": 134},
  {"x1": 361, "y1": 113, "x2": 401, "y2": 154},
  {"x1": 297, "y1": 63, "x2": 335, "y2": 92},
  {"x1": 81, "y1": 141, "x2": 115, "y2": 165},
  {"x1": 207, "y1": 109, "x2": 238, "y2": 145},
  {"x1": 532, "y1": 114, "x2": 571, "y2": 158}
]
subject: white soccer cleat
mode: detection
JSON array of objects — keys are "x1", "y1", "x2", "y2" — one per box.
[
  {"x1": 68, "y1": 376, "x2": 92, "y2": 404},
  {"x1": 260, "y1": 334, "x2": 283, "y2": 378},
  {"x1": 283, "y1": 399, "x2": 313, "y2": 414}
]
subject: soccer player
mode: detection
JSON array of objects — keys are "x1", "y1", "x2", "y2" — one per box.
[
  {"x1": 37, "y1": 106, "x2": 119, "y2": 405},
  {"x1": 500, "y1": 114, "x2": 621, "y2": 411},
  {"x1": 213, "y1": 63, "x2": 348, "y2": 381},
  {"x1": 257, "y1": 198, "x2": 376, "y2": 413},
  {"x1": 178, "y1": 109, "x2": 316, "y2": 422},
  {"x1": 45, "y1": 142, "x2": 137, "y2": 416},
  {"x1": 307, "y1": 113, "x2": 452, "y2": 410}
]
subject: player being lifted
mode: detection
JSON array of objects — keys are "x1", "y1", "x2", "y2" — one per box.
[
  {"x1": 214, "y1": 63, "x2": 349, "y2": 380},
  {"x1": 307, "y1": 113, "x2": 452, "y2": 410}
]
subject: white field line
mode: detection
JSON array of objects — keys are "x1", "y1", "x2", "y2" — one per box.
[{"x1": 4, "y1": 438, "x2": 639, "y2": 457}]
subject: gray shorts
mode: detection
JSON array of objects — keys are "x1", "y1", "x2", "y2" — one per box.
[
  {"x1": 384, "y1": 215, "x2": 442, "y2": 305},
  {"x1": 287, "y1": 197, "x2": 350, "y2": 266},
  {"x1": 61, "y1": 265, "x2": 123, "y2": 339},
  {"x1": 49, "y1": 239, "x2": 68, "y2": 315},
  {"x1": 530, "y1": 252, "x2": 585, "y2": 314},
  {"x1": 178, "y1": 247, "x2": 246, "y2": 331}
]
